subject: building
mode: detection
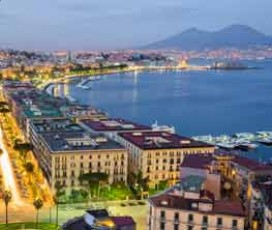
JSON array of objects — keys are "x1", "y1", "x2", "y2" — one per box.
[
  {"x1": 80, "y1": 118, "x2": 151, "y2": 141},
  {"x1": 148, "y1": 175, "x2": 246, "y2": 230},
  {"x1": 117, "y1": 131, "x2": 215, "y2": 187},
  {"x1": 62, "y1": 209, "x2": 136, "y2": 230},
  {"x1": 61, "y1": 105, "x2": 107, "y2": 121},
  {"x1": 30, "y1": 119, "x2": 128, "y2": 192},
  {"x1": 180, "y1": 154, "x2": 221, "y2": 200},
  {"x1": 248, "y1": 177, "x2": 272, "y2": 230}
]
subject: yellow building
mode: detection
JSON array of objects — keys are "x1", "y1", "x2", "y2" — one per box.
[
  {"x1": 29, "y1": 119, "x2": 128, "y2": 193},
  {"x1": 117, "y1": 131, "x2": 215, "y2": 187}
]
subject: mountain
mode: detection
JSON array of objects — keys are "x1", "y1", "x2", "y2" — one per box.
[{"x1": 145, "y1": 25, "x2": 272, "y2": 50}]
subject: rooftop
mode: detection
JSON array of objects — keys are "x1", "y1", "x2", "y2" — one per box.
[
  {"x1": 119, "y1": 131, "x2": 214, "y2": 150},
  {"x1": 149, "y1": 194, "x2": 245, "y2": 217},
  {"x1": 11, "y1": 90, "x2": 65, "y2": 118},
  {"x1": 31, "y1": 118, "x2": 84, "y2": 133},
  {"x1": 181, "y1": 154, "x2": 213, "y2": 170},
  {"x1": 232, "y1": 156, "x2": 272, "y2": 172},
  {"x1": 81, "y1": 118, "x2": 151, "y2": 132},
  {"x1": 41, "y1": 132, "x2": 125, "y2": 153}
]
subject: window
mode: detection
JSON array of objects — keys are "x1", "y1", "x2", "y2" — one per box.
[
  {"x1": 188, "y1": 214, "x2": 194, "y2": 223},
  {"x1": 174, "y1": 224, "x2": 179, "y2": 230},
  {"x1": 160, "y1": 211, "x2": 165, "y2": 219},
  {"x1": 174, "y1": 212, "x2": 179, "y2": 221},
  {"x1": 202, "y1": 216, "x2": 208, "y2": 225},
  {"x1": 217, "y1": 218, "x2": 223, "y2": 226},
  {"x1": 201, "y1": 228, "x2": 207, "y2": 230},
  {"x1": 187, "y1": 226, "x2": 193, "y2": 230},
  {"x1": 160, "y1": 222, "x2": 165, "y2": 230},
  {"x1": 232, "y1": 220, "x2": 238, "y2": 227}
]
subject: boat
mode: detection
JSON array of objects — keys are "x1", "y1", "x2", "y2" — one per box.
[
  {"x1": 80, "y1": 84, "x2": 92, "y2": 90},
  {"x1": 151, "y1": 121, "x2": 175, "y2": 134},
  {"x1": 217, "y1": 142, "x2": 236, "y2": 150},
  {"x1": 234, "y1": 132, "x2": 255, "y2": 140},
  {"x1": 89, "y1": 76, "x2": 102, "y2": 81},
  {"x1": 257, "y1": 138, "x2": 272, "y2": 146},
  {"x1": 236, "y1": 142, "x2": 258, "y2": 150}
]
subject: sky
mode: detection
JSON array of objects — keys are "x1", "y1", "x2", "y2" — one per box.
[{"x1": 0, "y1": 0, "x2": 271, "y2": 51}]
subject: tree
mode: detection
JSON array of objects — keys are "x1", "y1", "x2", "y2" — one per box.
[
  {"x1": 33, "y1": 198, "x2": 43, "y2": 229},
  {"x1": 79, "y1": 172, "x2": 108, "y2": 199},
  {"x1": 1, "y1": 190, "x2": 12, "y2": 227},
  {"x1": 23, "y1": 162, "x2": 35, "y2": 183},
  {"x1": 54, "y1": 181, "x2": 64, "y2": 228},
  {"x1": 14, "y1": 142, "x2": 33, "y2": 163},
  {"x1": 0, "y1": 107, "x2": 10, "y2": 119}
]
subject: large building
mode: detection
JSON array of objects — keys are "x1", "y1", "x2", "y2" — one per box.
[
  {"x1": 148, "y1": 175, "x2": 246, "y2": 230},
  {"x1": 29, "y1": 118, "x2": 128, "y2": 193},
  {"x1": 117, "y1": 131, "x2": 215, "y2": 187}
]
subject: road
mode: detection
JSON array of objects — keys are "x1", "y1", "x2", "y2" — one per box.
[{"x1": 0, "y1": 127, "x2": 21, "y2": 204}]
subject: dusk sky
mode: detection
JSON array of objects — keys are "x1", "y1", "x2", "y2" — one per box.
[{"x1": 0, "y1": 0, "x2": 271, "y2": 50}]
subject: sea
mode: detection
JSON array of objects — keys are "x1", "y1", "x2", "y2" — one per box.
[{"x1": 68, "y1": 59, "x2": 272, "y2": 162}]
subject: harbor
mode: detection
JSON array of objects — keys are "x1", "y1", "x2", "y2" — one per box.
[{"x1": 193, "y1": 131, "x2": 272, "y2": 151}]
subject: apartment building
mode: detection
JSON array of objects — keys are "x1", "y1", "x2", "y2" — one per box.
[
  {"x1": 30, "y1": 119, "x2": 128, "y2": 192},
  {"x1": 148, "y1": 175, "x2": 246, "y2": 230},
  {"x1": 117, "y1": 131, "x2": 215, "y2": 187}
]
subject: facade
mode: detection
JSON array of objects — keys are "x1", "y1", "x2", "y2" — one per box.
[
  {"x1": 29, "y1": 118, "x2": 128, "y2": 192},
  {"x1": 117, "y1": 131, "x2": 215, "y2": 187},
  {"x1": 248, "y1": 177, "x2": 272, "y2": 230},
  {"x1": 148, "y1": 176, "x2": 246, "y2": 230}
]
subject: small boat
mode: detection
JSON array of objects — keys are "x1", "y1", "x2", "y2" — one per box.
[
  {"x1": 217, "y1": 142, "x2": 236, "y2": 150},
  {"x1": 257, "y1": 138, "x2": 272, "y2": 146},
  {"x1": 236, "y1": 142, "x2": 258, "y2": 150},
  {"x1": 151, "y1": 121, "x2": 175, "y2": 134}
]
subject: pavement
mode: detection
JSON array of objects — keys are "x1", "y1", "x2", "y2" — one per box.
[{"x1": 0, "y1": 201, "x2": 148, "y2": 230}]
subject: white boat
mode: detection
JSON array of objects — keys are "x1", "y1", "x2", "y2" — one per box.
[
  {"x1": 151, "y1": 121, "x2": 175, "y2": 134},
  {"x1": 217, "y1": 142, "x2": 236, "y2": 150},
  {"x1": 234, "y1": 132, "x2": 255, "y2": 140},
  {"x1": 236, "y1": 142, "x2": 258, "y2": 150},
  {"x1": 257, "y1": 138, "x2": 272, "y2": 146},
  {"x1": 77, "y1": 78, "x2": 90, "y2": 88}
]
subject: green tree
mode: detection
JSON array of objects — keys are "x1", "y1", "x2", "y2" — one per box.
[
  {"x1": 79, "y1": 172, "x2": 108, "y2": 199},
  {"x1": 14, "y1": 142, "x2": 33, "y2": 163},
  {"x1": 2, "y1": 190, "x2": 12, "y2": 227},
  {"x1": 24, "y1": 162, "x2": 35, "y2": 183},
  {"x1": 33, "y1": 198, "x2": 43, "y2": 229},
  {"x1": 54, "y1": 181, "x2": 64, "y2": 228}
]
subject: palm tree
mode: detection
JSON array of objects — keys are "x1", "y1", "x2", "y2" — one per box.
[
  {"x1": 54, "y1": 181, "x2": 64, "y2": 229},
  {"x1": 24, "y1": 162, "x2": 35, "y2": 184},
  {"x1": 2, "y1": 190, "x2": 12, "y2": 227},
  {"x1": 33, "y1": 198, "x2": 43, "y2": 229}
]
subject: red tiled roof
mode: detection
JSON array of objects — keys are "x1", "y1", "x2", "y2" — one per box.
[
  {"x1": 213, "y1": 200, "x2": 245, "y2": 216},
  {"x1": 149, "y1": 194, "x2": 245, "y2": 217},
  {"x1": 181, "y1": 154, "x2": 213, "y2": 170},
  {"x1": 82, "y1": 118, "x2": 151, "y2": 132},
  {"x1": 232, "y1": 156, "x2": 272, "y2": 172},
  {"x1": 119, "y1": 131, "x2": 214, "y2": 150}
]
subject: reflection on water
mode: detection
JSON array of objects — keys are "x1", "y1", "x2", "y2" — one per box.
[{"x1": 69, "y1": 60, "x2": 272, "y2": 162}]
